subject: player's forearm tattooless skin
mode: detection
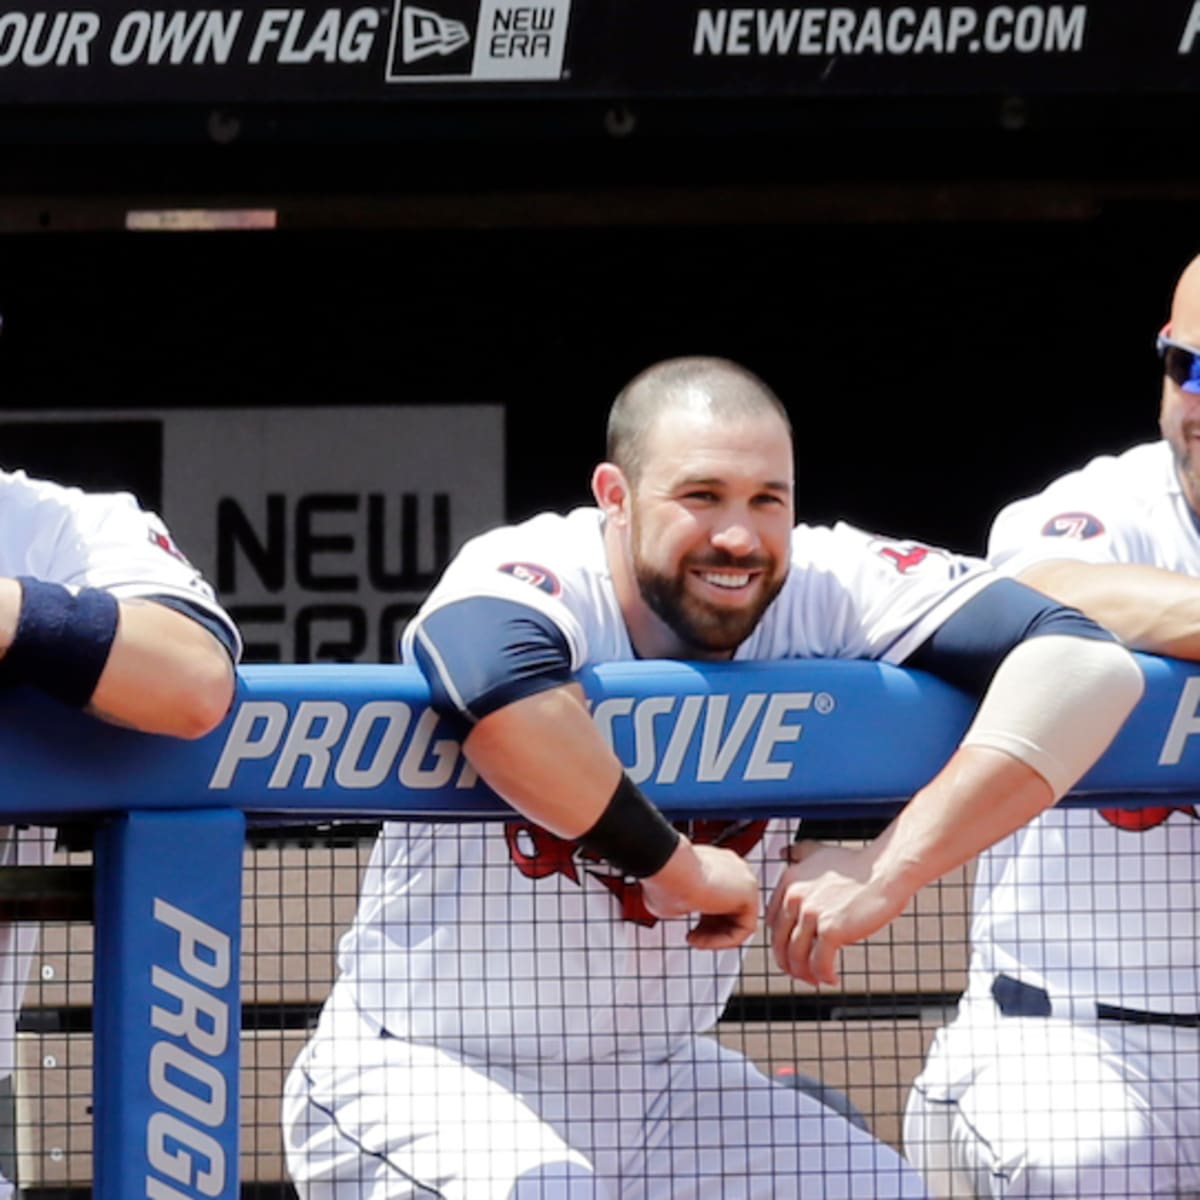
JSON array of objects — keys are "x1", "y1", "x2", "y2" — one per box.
[
  {"x1": 1020, "y1": 558, "x2": 1200, "y2": 659},
  {"x1": 88, "y1": 600, "x2": 234, "y2": 738}
]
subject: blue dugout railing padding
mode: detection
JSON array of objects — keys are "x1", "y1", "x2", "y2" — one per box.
[{"x1": 6, "y1": 652, "x2": 1200, "y2": 1200}]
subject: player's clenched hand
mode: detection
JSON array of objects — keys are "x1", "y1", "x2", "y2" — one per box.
[
  {"x1": 641, "y1": 841, "x2": 760, "y2": 950},
  {"x1": 766, "y1": 840, "x2": 908, "y2": 986}
]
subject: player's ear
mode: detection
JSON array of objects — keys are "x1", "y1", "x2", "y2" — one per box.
[{"x1": 592, "y1": 462, "x2": 631, "y2": 523}]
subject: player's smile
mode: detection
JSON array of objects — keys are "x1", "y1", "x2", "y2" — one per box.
[
  {"x1": 696, "y1": 569, "x2": 754, "y2": 589},
  {"x1": 688, "y1": 559, "x2": 769, "y2": 602}
]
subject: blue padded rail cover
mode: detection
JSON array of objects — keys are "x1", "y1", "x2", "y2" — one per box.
[{"x1": 0, "y1": 654, "x2": 1197, "y2": 819}]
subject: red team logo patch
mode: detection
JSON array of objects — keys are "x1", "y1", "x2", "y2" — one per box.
[
  {"x1": 499, "y1": 562, "x2": 562, "y2": 596},
  {"x1": 871, "y1": 539, "x2": 969, "y2": 579},
  {"x1": 148, "y1": 528, "x2": 190, "y2": 566},
  {"x1": 1040, "y1": 512, "x2": 1105, "y2": 540},
  {"x1": 878, "y1": 544, "x2": 929, "y2": 574},
  {"x1": 871, "y1": 539, "x2": 951, "y2": 575}
]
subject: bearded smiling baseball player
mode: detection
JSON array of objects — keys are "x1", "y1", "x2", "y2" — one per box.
[
  {"x1": 0, "y1": 465, "x2": 241, "y2": 1199},
  {"x1": 905, "y1": 258, "x2": 1200, "y2": 1199},
  {"x1": 283, "y1": 356, "x2": 1143, "y2": 1200}
]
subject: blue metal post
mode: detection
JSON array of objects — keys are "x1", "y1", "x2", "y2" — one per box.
[{"x1": 93, "y1": 809, "x2": 244, "y2": 1200}]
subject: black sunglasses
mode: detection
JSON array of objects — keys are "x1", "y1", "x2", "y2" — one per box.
[{"x1": 1158, "y1": 323, "x2": 1200, "y2": 394}]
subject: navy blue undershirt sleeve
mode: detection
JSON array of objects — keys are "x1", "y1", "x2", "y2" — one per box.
[
  {"x1": 409, "y1": 596, "x2": 574, "y2": 734},
  {"x1": 904, "y1": 577, "x2": 1116, "y2": 697}
]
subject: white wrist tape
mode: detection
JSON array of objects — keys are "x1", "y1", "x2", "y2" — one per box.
[{"x1": 961, "y1": 635, "x2": 1144, "y2": 799}]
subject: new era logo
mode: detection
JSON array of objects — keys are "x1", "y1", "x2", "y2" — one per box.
[
  {"x1": 402, "y1": 5, "x2": 470, "y2": 62},
  {"x1": 386, "y1": 0, "x2": 571, "y2": 82}
]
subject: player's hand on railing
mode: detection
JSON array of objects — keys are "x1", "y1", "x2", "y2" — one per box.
[
  {"x1": 766, "y1": 840, "x2": 909, "y2": 987},
  {"x1": 641, "y1": 840, "x2": 761, "y2": 950}
]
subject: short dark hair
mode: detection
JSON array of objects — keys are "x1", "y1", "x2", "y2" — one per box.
[{"x1": 606, "y1": 357, "x2": 792, "y2": 483}]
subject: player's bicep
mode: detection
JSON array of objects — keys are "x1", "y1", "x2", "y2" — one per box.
[
  {"x1": 903, "y1": 577, "x2": 1116, "y2": 696},
  {"x1": 409, "y1": 596, "x2": 574, "y2": 733},
  {"x1": 138, "y1": 595, "x2": 240, "y2": 663}
]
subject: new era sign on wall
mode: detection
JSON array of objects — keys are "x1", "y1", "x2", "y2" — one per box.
[{"x1": 0, "y1": 407, "x2": 505, "y2": 663}]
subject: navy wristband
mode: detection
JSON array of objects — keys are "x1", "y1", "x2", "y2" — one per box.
[
  {"x1": 578, "y1": 774, "x2": 681, "y2": 879},
  {"x1": 0, "y1": 578, "x2": 120, "y2": 707}
]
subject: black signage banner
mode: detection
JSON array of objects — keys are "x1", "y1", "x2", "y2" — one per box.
[{"x1": 0, "y1": 1, "x2": 1196, "y2": 104}]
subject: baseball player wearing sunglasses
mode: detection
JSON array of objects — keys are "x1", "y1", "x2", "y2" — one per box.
[{"x1": 907, "y1": 257, "x2": 1200, "y2": 1199}]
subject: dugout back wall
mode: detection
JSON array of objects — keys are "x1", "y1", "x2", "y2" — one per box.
[{"x1": 0, "y1": 202, "x2": 1191, "y2": 654}]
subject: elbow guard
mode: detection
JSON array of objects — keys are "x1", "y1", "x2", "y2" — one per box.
[{"x1": 961, "y1": 635, "x2": 1145, "y2": 799}]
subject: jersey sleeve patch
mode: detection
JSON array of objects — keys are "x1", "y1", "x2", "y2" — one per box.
[
  {"x1": 1039, "y1": 511, "x2": 1106, "y2": 540},
  {"x1": 147, "y1": 526, "x2": 193, "y2": 567},
  {"x1": 869, "y1": 538, "x2": 970, "y2": 579},
  {"x1": 498, "y1": 562, "x2": 562, "y2": 596}
]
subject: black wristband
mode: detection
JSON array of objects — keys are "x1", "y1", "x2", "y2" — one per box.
[
  {"x1": 578, "y1": 774, "x2": 681, "y2": 879},
  {"x1": 0, "y1": 578, "x2": 120, "y2": 707}
]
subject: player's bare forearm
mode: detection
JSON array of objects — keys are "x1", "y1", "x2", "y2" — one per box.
[
  {"x1": 0, "y1": 580, "x2": 233, "y2": 738},
  {"x1": 90, "y1": 599, "x2": 235, "y2": 738},
  {"x1": 463, "y1": 683, "x2": 625, "y2": 838},
  {"x1": 465, "y1": 684, "x2": 761, "y2": 947},
  {"x1": 861, "y1": 745, "x2": 1054, "y2": 898},
  {"x1": 1019, "y1": 559, "x2": 1200, "y2": 658},
  {"x1": 768, "y1": 746, "x2": 1053, "y2": 985}
]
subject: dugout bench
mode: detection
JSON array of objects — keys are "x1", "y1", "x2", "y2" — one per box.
[{"x1": 1, "y1": 655, "x2": 1196, "y2": 1198}]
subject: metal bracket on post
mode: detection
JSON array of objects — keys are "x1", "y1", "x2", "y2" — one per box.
[{"x1": 92, "y1": 809, "x2": 244, "y2": 1200}]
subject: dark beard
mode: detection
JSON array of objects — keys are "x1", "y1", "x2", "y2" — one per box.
[{"x1": 633, "y1": 553, "x2": 783, "y2": 654}]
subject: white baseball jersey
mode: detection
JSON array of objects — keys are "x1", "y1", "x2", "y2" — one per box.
[
  {"x1": 969, "y1": 439, "x2": 1200, "y2": 1014},
  {"x1": 335, "y1": 506, "x2": 995, "y2": 1062},
  {"x1": 0, "y1": 469, "x2": 240, "y2": 647}
]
